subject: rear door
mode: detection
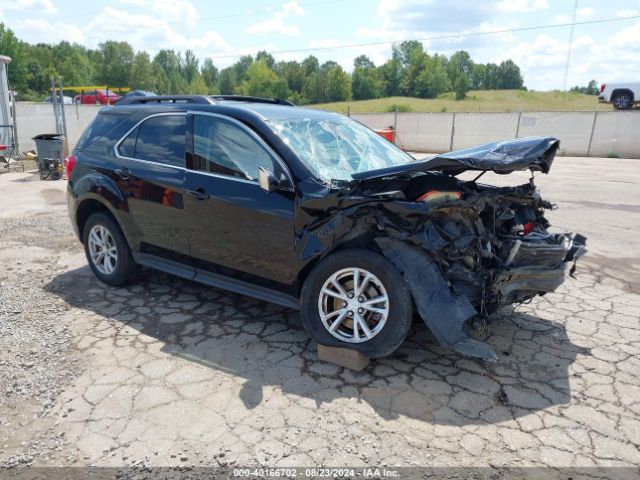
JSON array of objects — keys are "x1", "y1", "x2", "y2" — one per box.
[
  {"x1": 114, "y1": 112, "x2": 191, "y2": 261},
  {"x1": 184, "y1": 112, "x2": 297, "y2": 286}
]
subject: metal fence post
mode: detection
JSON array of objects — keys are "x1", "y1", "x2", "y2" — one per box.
[
  {"x1": 515, "y1": 111, "x2": 522, "y2": 138},
  {"x1": 393, "y1": 110, "x2": 398, "y2": 144},
  {"x1": 586, "y1": 111, "x2": 598, "y2": 157},
  {"x1": 449, "y1": 112, "x2": 456, "y2": 151},
  {"x1": 347, "y1": 106, "x2": 351, "y2": 117}
]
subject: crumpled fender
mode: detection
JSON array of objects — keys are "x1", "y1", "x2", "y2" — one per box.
[{"x1": 375, "y1": 237, "x2": 498, "y2": 362}]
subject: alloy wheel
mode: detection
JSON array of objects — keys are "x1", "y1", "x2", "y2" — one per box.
[
  {"x1": 318, "y1": 267, "x2": 389, "y2": 343},
  {"x1": 87, "y1": 224, "x2": 118, "y2": 275}
]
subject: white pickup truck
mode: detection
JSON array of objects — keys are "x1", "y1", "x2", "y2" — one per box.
[{"x1": 598, "y1": 82, "x2": 640, "y2": 110}]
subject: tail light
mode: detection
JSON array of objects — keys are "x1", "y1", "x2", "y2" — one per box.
[
  {"x1": 600, "y1": 83, "x2": 605, "y2": 93},
  {"x1": 64, "y1": 154, "x2": 76, "y2": 179},
  {"x1": 0, "y1": 145, "x2": 7, "y2": 151}
]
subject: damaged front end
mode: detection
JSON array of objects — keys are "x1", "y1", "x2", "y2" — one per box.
[{"x1": 297, "y1": 137, "x2": 586, "y2": 362}]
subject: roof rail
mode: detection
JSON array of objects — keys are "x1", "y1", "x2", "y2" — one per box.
[
  {"x1": 210, "y1": 95, "x2": 295, "y2": 106},
  {"x1": 117, "y1": 95, "x2": 213, "y2": 105}
]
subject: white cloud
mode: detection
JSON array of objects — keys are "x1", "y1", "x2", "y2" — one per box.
[
  {"x1": 12, "y1": 17, "x2": 83, "y2": 43},
  {"x1": 246, "y1": 17, "x2": 300, "y2": 36},
  {"x1": 497, "y1": 0, "x2": 548, "y2": 12},
  {"x1": 0, "y1": 0, "x2": 57, "y2": 14},
  {"x1": 116, "y1": 0, "x2": 199, "y2": 27},
  {"x1": 576, "y1": 7, "x2": 594, "y2": 17},
  {"x1": 610, "y1": 21, "x2": 640, "y2": 49},
  {"x1": 245, "y1": 0, "x2": 305, "y2": 36},
  {"x1": 83, "y1": 7, "x2": 229, "y2": 55}
]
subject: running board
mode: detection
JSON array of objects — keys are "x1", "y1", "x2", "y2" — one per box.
[{"x1": 133, "y1": 252, "x2": 300, "y2": 310}]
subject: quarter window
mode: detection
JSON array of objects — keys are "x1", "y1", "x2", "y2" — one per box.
[
  {"x1": 192, "y1": 115, "x2": 275, "y2": 181},
  {"x1": 118, "y1": 115, "x2": 186, "y2": 167}
]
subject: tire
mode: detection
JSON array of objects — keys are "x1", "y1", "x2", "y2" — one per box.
[
  {"x1": 300, "y1": 249, "x2": 412, "y2": 359},
  {"x1": 82, "y1": 212, "x2": 137, "y2": 286},
  {"x1": 612, "y1": 92, "x2": 632, "y2": 110}
]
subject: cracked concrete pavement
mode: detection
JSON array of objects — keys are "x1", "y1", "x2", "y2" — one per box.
[{"x1": 0, "y1": 158, "x2": 639, "y2": 470}]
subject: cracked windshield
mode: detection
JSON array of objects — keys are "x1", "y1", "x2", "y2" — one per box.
[{"x1": 269, "y1": 117, "x2": 413, "y2": 182}]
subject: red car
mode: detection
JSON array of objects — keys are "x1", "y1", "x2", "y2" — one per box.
[{"x1": 74, "y1": 89, "x2": 121, "y2": 105}]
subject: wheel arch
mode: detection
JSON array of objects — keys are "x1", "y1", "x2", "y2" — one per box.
[
  {"x1": 75, "y1": 198, "x2": 119, "y2": 244},
  {"x1": 611, "y1": 88, "x2": 634, "y2": 102},
  {"x1": 295, "y1": 233, "x2": 385, "y2": 295}
]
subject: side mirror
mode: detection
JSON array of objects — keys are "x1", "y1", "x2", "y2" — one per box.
[{"x1": 258, "y1": 166, "x2": 279, "y2": 193}]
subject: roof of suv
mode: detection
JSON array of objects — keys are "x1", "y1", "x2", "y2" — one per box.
[{"x1": 112, "y1": 95, "x2": 342, "y2": 121}]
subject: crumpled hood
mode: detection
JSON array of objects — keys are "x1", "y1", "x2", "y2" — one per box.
[{"x1": 351, "y1": 136, "x2": 560, "y2": 180}]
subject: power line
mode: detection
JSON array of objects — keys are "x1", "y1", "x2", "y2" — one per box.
[{"x1": 207, "y1": 14, "x2": 640, "y2": 60}]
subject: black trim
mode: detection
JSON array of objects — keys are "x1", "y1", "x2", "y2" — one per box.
[
  {"x1": 117, "y1": 95, "x2": 213, "y2": 105},
  {"x1": 210, "y1": 95, "x2": 295, "y2": 106},
  {"x1": 133, "y1": 252, "x2": 300, "y2": 310}
]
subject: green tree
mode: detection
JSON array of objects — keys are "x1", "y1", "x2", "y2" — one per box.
[
  {"x1": 497, "y1": 59, "x2": 523, "y2": 89},
  {"x1": 0, "y1": 23, "x2": 28, "y2": 92},
  {"x1": 188, "y1": 74, "x2": 209, "y2": 94},
  {"x1": 352, "y1": 67, "x2": 377, "y2": 100},
  {"x1": 470, "y1": 63, "x2": 486, "y2": 90},
  {"x1": 325, "y1": 65, "x2": 351, "y2": 102},
  {"x1": 301, "y1": 55, "x2": 319, "y2": 76},
  {"x1": 448, "y1": 50, "x2": 473, "y2": 85},
  {"x1": 182, "y1": 49, "x2": 199, "y2": 85},
  {"x1": 484, "y1": 63, "x2": 500, "y2": 89},
  {"x1": 153, "y1": 50, "x2": 186, "y2": 93},
  {"x1": 96, "y1": 40, "x2": 134, "y2": 87},
  {"x1": 276, "y1": 60, "x2": 306, "y2": 94},
  {"x1": 351, "y1": 56, "x2": 381, "y2": 101},
  {"x1": 218, "y1": 67, "x2": 237, "y2": 95},
  {"x1": 130, "y1": 52, "x2": 154, "y2": 90},
  {"x1": 378, "y1": 58, "x2": 402, "y2": 96},
  {"x1": 201, "y1": 58, "x2": 219, "y2": 93},
  {"x1": 454, "y1": 73, "x2": 470, "y2": 100},
  {"x1": 234, "y1": 55, "x2": 254, "y2": 83},
  {"x1": 354, "y1": 54, "x2": 375, "y2": 70},
  {"x1": 255, "y1": 51, "x2": 275, "y2": 69},
  {"x1": 415, "y1": 57, "x2": 450, "y2": 98},
  {"x1": 235, "y1": 60, "x2": 288, "y2": 98}
]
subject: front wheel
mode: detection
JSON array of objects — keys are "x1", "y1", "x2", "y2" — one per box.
[
  {"x1": 83, "y1": 212, "x2": 137, "y2": 286},
  {"x1": 300, "y1": 249, "x2": 413, "y2": 359}
]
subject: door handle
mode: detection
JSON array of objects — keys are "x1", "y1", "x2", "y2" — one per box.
[
  {"x1": 186, "y1": 188, "x2": 209, "y2": 201},
  {"x1": 114, "y1": 168, "x2": 131, "y2": 180}
]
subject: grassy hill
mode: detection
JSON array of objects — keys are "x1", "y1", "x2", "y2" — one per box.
[{"x1": 310, "y1": 90, "x2": 610, "y2": 114}]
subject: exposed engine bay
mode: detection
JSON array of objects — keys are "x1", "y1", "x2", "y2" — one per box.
[{"x1": 296, "y1": 137, "x2": 586, "y2": 361}]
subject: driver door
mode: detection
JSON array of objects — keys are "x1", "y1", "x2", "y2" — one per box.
[{"x1": 184, "y1": 113, "x2": 298, "y2": 286}]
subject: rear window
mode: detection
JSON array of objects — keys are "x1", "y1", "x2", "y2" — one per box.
[{"x1": 76, "y1": 111, "x2": 131, "y2": 150}]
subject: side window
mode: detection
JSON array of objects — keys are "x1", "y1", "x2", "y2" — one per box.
[
  {"x1": 118, "y1": 126, "x2": 137, "y2": 158},
  {"x1": 134, "y1": 115, "x2": 186, "y2": 167},
  {"x1": 192, "y1": 115, "x2": 275, "y2": 181}
]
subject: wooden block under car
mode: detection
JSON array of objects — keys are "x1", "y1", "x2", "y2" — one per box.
[{"x1": 317, "y1": 344, "x2": 370, "y2": 371}]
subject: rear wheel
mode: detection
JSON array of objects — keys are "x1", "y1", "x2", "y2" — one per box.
[
  {"x1": 300, "y1": 249, "x2": 412, "y2": 358},
  {"x1": 83, "y1": 212, "x2": 137, "y2": 286},
  {"x1": 612, "y1": 92, "x2": 632, "y2": 110}
]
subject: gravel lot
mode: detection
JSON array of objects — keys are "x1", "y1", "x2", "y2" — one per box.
[{"x1": 1, "y1": 159, "x2": 639, "y2": 472}]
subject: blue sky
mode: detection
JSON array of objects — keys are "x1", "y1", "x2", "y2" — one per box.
[{"x1": 1, "y1": 0, "x2": 639, "y2": 90}]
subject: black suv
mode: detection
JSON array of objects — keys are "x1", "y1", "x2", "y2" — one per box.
[{"x1": 66, "y1": 95, "x2": 585, "y2": 361}]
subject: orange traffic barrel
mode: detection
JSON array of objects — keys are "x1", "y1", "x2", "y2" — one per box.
[{"x1": 375, "y1": 128, "x2": 395, "y2": 143}]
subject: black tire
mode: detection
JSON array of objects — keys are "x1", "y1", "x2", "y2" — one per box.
[
  {"x1": 612, "y1": 92, "x2": 632, "y2": 110},
  {"x1": 82, "y1": 212, "x2": 137, "y2": 286},
  {"x1": 300, "y1": 249, "x2": 412, "y2": 359}
]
